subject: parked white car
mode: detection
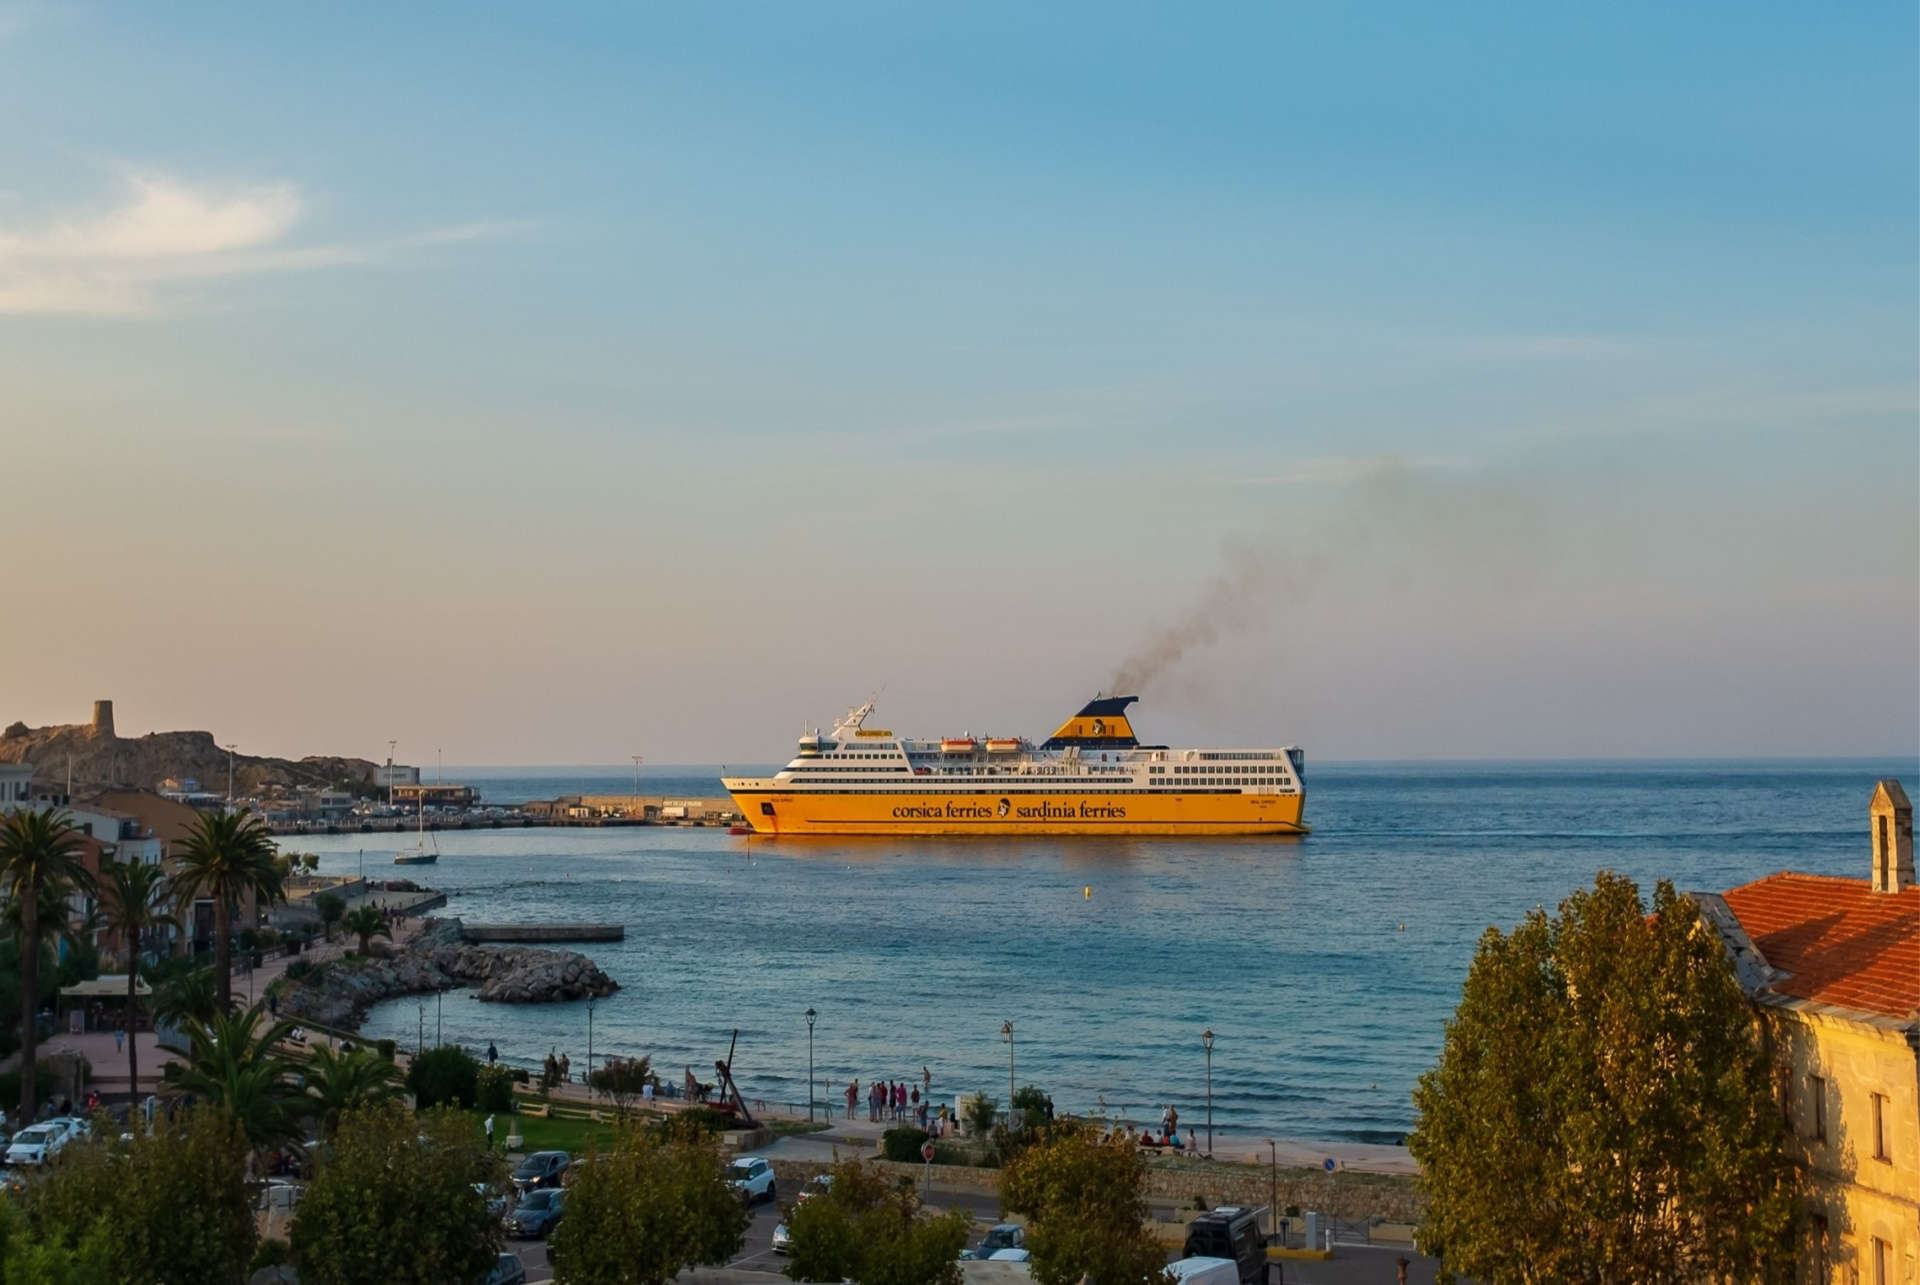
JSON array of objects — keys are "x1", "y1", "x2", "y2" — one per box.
[
  {"x1": 727, "y1": 1156, "x2": 777, "y2": 1204},
  {"x1": 6, "y1": 1125, "x2": 68, "y2": 1167}
]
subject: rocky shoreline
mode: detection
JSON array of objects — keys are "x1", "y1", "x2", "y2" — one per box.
[{"x1": 274, "y1": 917, "x2": 618, "y2": 1030}]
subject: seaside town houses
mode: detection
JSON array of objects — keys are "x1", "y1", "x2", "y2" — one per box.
[{"x1": 1694, "y1": 780, "x2": 1920, "y2": 1285}]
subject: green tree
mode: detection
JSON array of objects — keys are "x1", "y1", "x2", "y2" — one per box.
[
  {"x1": 312, "y1": 891, "x2": 346, "y2": 943},
  {"x1": 171, "y1": 809, "x2": 285, "y2": 1013},
  {"x1": 162, "y1": 1004, "x2": 302, "y2": 1149},
  {"x1": 1011, "y1": 1084, "x2": 1050, "y2": 1120},
  {"x1": 961, "y1": 1093, "x2": 998, "y2": 1136},
  {"x1": 341, "y1": 904, "x2": 389, "y2": 955},
  {"x1": 406, "y1": 1042, "x2": 480, "y2": 1109},
  {"x1": 291, "y1": 1103, "x2": 502, "y2": 1285},
  {"x1": 476, "y1": 1062, "x2": 516, "y2": 1113},
  {"x1": 303, "y1": 1043, "x2": 405, "y2": 1135},
  {"x1": 95, "y1": 856, "x2": 176, "y2": 1101},
  {"x1": 12, "y1": 1106, "x2": 255, "y2": 1285},
  {"x1": 1001, "y1": 1122, "x2": 1169, "y2": 1285},
  {"x1": 0, "y1": 809, "x2": 93, "y2": 1121},
  {"x1": 1410, "y1": 871, "x2": 1800, "y2": 1284},
  {"x1": 548, "y1": 1122, "x2": 750, "y2": 1285},
  {"x1": 782, "y1": 1158, "x2": 970, "y2": 1285},
  {"x1": 587, "y1": 1053, "x2": 652, "y2": 1119}
]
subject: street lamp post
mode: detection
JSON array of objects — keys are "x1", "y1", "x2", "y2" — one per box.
[
  {"x1": 1001, "y1": 1020, "x2": 1015, "y2": 1106},
  {"x1": 436, "y1": 990, "x2": 443, "y2": 1047},
  {"x1": 417, "y1": 1001, "x2": 425, "y2": 1058},
  {"x1": 226, "y1": 744, "x2": 238, "y2": 809},
  {"x1": 631, "y1": 755, "x2": 644, "y2": 818},
  {"x1": 587, "y1": 998, "x2": 595, "y2": 1095},
  {"x1": 1202, "y1": 1027, "x2": 1215, "y2": 1156},
  {"x1": 805, "y1": 1007, "x2": 817, "y2": 1122},
  {"x1": 1267, "y1": 1138, "x2": 1278, "y2": 1241}
]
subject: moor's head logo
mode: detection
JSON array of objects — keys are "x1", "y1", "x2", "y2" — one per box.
[{"x1": 997, "y1": 797, "x2": 1011, "y2": 818}]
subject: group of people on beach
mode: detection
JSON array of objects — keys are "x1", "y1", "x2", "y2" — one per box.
[
  {"x1": 1114, "y1": 1103, "x2": 1196, "y2": 1151},
  {"x1": 845, "y1": 1066, "x2": 932, "y2": 1124}
]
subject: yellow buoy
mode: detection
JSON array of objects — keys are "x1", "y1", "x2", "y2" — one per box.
[{"x1": 1084, "y1": 886, "x2": 1091, "y2": 899}]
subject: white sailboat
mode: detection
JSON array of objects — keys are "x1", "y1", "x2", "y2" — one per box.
[{"x1": 394, "y1": 793, "x2": 439, "y2": 865}]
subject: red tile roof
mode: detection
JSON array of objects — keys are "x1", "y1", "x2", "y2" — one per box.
[{"x1": 1722, "y1": 873, "x2": 1919, "y2": 1022}]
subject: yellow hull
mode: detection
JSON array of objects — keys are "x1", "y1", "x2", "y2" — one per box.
[{"x1": 723, "y1": 787, "x2": 1308, "y2": 837}]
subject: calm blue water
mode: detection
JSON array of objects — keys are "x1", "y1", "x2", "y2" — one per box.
[{"x1": 286, "y1": 759, "x2": 1914, "y2": 1145}]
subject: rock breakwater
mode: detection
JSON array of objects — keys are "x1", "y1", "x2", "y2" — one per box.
[{"x1": 275, "y1": 917, "x2": 618, "y2": 1029}]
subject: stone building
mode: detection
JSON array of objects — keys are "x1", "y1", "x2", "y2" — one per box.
[{"x1": 1695, "y1": 780, "x2": 1917, "y2": 1285}]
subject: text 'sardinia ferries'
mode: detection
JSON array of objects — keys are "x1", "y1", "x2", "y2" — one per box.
[{"x1": 723, "y1": 698, "x2": 1307, "y2": 837}]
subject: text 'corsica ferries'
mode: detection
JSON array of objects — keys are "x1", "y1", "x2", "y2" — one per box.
[{"x1": 723, "y1": 698, "x2": 1307, "y2": 837}]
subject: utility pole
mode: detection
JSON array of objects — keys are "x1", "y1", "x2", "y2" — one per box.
[
  {"x1": 386, "y1": 740, "x2": 397, "y2": 807},
  {"x1": 631, "y1": 755, "x2": 644, "y2": 817},
  {"x1": 226, "y1": 744, "x2": 238, "y2": 810}
]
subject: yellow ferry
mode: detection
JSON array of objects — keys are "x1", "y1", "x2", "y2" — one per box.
[{"x1": 723, "y1": 697, "x2": 1307, "y2": 837}]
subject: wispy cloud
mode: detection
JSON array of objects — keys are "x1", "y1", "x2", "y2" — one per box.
[{"x1": 0, "y1": 172, "x2": 522, "y2": 317}]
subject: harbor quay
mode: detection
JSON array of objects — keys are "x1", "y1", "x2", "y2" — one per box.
[{"x1": 267, "y1": 794, "x2": 744, "y2": 836}]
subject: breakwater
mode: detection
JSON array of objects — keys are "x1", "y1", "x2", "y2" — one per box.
[{"x1": 274, "y1": 918, "x2": 618, "y2": 1029}]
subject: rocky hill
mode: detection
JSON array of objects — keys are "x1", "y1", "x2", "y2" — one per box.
[{"x1": 0, "y1": 701, "x2": 380, "y2": 797}]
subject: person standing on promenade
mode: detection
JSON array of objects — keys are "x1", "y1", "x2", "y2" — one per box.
[
  {"x1": 484, "y1": 1115, "x2": 494, "y2": 1149},
  {"x1": 487, "y1": 1042, "x2": 497, "y2": 1064},
  {"x1": 922, "y1": 1065, "x2": 931, "y2": 1096},
  {"x1": 559, "y1": 1053, "x2": 570, "y2": 1083},
  {"x1": 113, "y1": 1024, "x2": 124, "y2": 1055},
  {"x1": 845, "y1": 1079, "x2": 857, "y2": 1120}
]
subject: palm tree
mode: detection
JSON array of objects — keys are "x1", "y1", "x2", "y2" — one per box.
[
  {"x1": 314, "y1": 891, "x2": 346, "y2": 943},
  {"x1": 96, "y1": 857, "x2": 176, "y2": 1102},
  {"x1": 171, "y1": 809, "x2": 286, "y2": 1013},
  {"x1": 303, "y1": 1043, "x2": 404, "y2": 1135},
  {"x1": 162, "y1": 1003, "x2": 301, "y2": 1149},
  {"x1": 152, "y1": 963, "x2": 222, "y2": 1027},
  {"x1": 342, "y1": 905, "x2": 390, "y2": 956},
  {"x1": 0, "y1": 809, "x2": 94, "y2": 1121}
]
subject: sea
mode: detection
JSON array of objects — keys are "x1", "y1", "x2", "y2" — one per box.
[{"x1": 282, "y1": 759, "x2": 1916, "y2": 1147}]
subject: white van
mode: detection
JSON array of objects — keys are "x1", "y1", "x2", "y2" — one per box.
[{"x1": 1165, "y1": 1257, "x2": 1242, "y2": 1285}]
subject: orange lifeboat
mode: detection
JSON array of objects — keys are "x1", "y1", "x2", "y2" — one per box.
[
  {"x1": 940, "y1": 737, "x2": 977, "y2": 753},
  {"x1": 985, "y1": 738, "x2": 1022, "y2": 753}
]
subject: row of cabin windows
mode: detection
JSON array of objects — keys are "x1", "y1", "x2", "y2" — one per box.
[{"x1": 1799, "y1": 1073, "x2": 1893, "y2": 1164}]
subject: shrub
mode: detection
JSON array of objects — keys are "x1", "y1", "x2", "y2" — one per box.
[
  {"x1": 881, "y1": 1127, "x2": 930, "y2": 1164},
  {"x1": 405, "y1": 1045, "x2": 480, "y2": 1110},
  {"x1": 375, "y1": 1038, "x2": 396, "y2": 1062},
  {"x1": 284, "y1": 958, "x2": 312, "y2": 981},
  {"x1": 250, "y1": 1238, "x2": 292, "y2": 1272},
  {"x1": 962, "y1": 1094, "x2": 998, "y2": 1137},
  {"x1": 665, "y1": 1107, "x2": 735, "y2": 1136},
  {"x1": 1011, "y1": 1084, "x2": 1050, "y2": 1120},
  {"x1": 476, "y1": 1063, "x2": 516, "y2": 1114}
]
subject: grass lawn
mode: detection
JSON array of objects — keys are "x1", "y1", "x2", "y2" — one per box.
[{"x1": 468, "y1": 1109, "x2": 622, "y2": 1155}]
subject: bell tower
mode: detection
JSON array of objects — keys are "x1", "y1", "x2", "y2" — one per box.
[{"x1": 1869, "y1": 779, "x2": 1913, "y2": 893}]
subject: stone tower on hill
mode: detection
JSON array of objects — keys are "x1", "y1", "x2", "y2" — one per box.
[{"x1": 90, "y1": 700, "x2": 115, "y2": 739}]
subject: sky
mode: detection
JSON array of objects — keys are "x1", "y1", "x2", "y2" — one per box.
[{"x1": 1, "y1": 2, "x2": 1915, "y2": 764}]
